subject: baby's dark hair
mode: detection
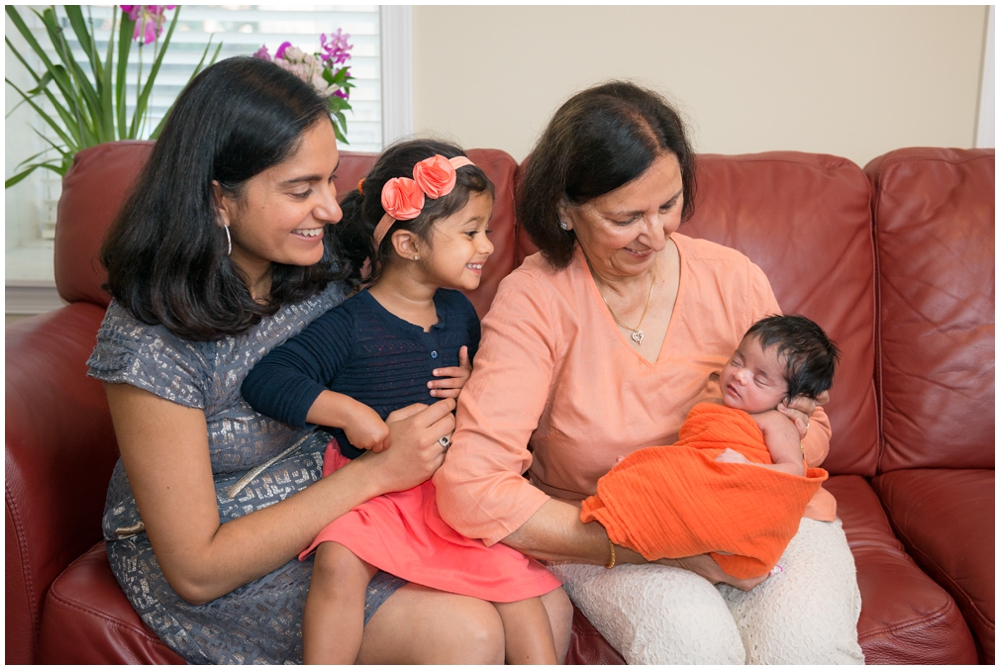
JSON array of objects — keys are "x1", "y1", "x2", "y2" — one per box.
[
  {"x1": 744, "y1": 315, "x2": 841, "y2": 401},
  {"x1": 334, "y1": 139, "x2": 494, "y2": 288}
]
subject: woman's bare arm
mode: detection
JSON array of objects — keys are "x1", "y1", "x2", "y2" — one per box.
[
  {"x1": 106, "y1": 382, "x2": 454, "y2": 604},
  {"x1": 503, "y1": 498, "x2": 766, "y2": 590}
]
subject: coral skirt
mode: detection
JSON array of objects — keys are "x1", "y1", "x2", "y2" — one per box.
[{"x1": 300, "y1": 441, "x2": 561, "y2": 603}]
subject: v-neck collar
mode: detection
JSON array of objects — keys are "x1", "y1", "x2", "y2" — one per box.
[{"x1": 577, "y1": 238, "x2": 684, "y2": 368}]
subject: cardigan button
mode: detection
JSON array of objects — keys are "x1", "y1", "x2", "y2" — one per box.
[{"x1": 430, "y1": 350, "x2": 439, "y2": 358}]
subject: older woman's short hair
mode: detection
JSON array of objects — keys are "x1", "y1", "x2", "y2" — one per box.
[{"x1": 517, "y1": 81, "x2": 697, "y2": 269}]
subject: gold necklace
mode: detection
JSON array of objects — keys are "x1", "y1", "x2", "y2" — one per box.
[{"x1": 596, "y1": 259, "x2": 657, "y2": 345}]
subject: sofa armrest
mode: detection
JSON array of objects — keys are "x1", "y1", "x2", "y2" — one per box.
[{"x1": 5, "y1": 302, "x2": 119, "y2": 664}]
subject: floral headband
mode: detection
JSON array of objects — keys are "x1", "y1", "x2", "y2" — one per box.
[{"x1": 372, "y1": 154, "x2": 475, "y2": 247}]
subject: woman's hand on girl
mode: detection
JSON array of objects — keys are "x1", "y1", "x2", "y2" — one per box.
[
  {"x1": 365, "y1": 399, "x2": 457, "y2": 493},
  {"x1": 428, "y1": 345, "x2": 473, "y2": 399}
]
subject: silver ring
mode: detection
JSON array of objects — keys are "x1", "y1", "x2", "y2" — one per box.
[{"x1": 438, "y1": 435, "x2": 451, "y2": 449}]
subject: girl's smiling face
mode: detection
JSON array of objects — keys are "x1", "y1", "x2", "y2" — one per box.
[
  {"x1": 559, "y1": 152, "x2": 684, "y2": 282},
  {"x1": 216, "y1": 120, "x2": 342, "y2": 291},
  {"x1": 414, "y1": 191, "x2": 495, "y2": 291},
  {"x1": 720, "y1": 334, "x2": 791, "y2": 414}
]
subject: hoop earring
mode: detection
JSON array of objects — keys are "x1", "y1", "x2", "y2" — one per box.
[{"x1": 224, "y1": 225, "x2": 232, "y2": 256}]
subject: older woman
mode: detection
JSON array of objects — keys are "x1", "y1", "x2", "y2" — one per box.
[
  {"x1": 88, "y1": 57, "x2": 511, "y2": 664},
  {"x1": 434, "y1": 81, "x2": 864, "y2": 664}
]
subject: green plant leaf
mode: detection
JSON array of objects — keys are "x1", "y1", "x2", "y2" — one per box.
[
  {"x1": 130, "y1": 7, "x2": 181, "y2": 138},
  {"x1": 116, "y1": 13, "x2": 135, "y2": 139},
  {"x1": 65, "y1": 5, "x2": 102, "y2": 82},
  {"x1": 5, "y1": 7, "x2": 60, "y2": 81},
  {"x1": 40, "y1": 7, "x2": 102, "y2": 142},
  {"x1": 5, "y1": 77, "x2": 81, "y2": 151},
  {"x1": 5, "y1": 35, "x2": 45, "y2": 86},
  {"x1": 98, "y1": 6, "x2": 116, "y2": 139}
]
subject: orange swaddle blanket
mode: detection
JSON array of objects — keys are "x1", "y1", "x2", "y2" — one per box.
[{"x1": 580, "y1": 403, "x2": 828, "y2": 579}]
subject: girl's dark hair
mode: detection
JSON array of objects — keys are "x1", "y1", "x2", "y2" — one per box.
[
  {"x1": 334, "y1": 139, "x2": 494, "y2": 288},
  {"x1": 745, "y1": 315, "x2": 841, "y2": 401},
  {"x1": 517, "y1": 81, "x2": 697, "y2": 269},
  {"x1": 101, "y1": 56, "x2": 341, "y2": 341}
]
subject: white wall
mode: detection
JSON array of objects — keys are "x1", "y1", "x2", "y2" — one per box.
[{"x1": 413, "y1": 6, "x2": 989, "y2": 166}]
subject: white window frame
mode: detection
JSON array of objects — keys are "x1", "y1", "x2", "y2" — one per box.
[{"x1": 5, "y1": 5, "x2": 413, "y2": 316}]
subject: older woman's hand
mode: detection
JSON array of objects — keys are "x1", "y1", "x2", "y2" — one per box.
[
  {"x1": 361, "y1": 399, "x2": 456, "y2": 494},
  {"x1": 776, "y1": 391, "x2": 829, "y2": 441},
  {"x1": 661, "y1": 554, "x2": 769, "y2": 591}
]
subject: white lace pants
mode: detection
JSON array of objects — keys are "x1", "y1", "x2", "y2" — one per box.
[{"x1": 550, "y1": 518, "x2": 865, "y2": 664}]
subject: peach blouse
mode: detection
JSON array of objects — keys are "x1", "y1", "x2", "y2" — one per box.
[{"x1": 434, "y1": 233, "x2": 832, "y2": 546}]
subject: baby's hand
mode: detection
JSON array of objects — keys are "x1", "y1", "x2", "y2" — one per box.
[
  {"x1": 715, "y1": 448, "x2": 752, "y2": 465},
  {"x1": 345, "y1": 404, "x2": 391, "y2": 452},
  {"x1": 428, "y1": 345, "x2": 473, "y2": 399}
]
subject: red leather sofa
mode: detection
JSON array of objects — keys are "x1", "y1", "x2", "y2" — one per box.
[{"x1": 6, "y1": 141, "x2": 993, "y2": 664}]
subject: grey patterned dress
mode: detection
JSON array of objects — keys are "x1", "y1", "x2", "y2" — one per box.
[{"x1": 88, "y1": 285, "x2": 406, "y2": 664}]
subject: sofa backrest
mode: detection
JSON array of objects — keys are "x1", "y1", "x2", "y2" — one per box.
[
  {"x1": 55, "y1": 140, "x2": 155, "y2": 308},
  {"x1": 61, "y1": 144, "x2": 882, "y2": 477},
  {"x1": 864, "y1": 147, "x2": 995, "y2": 472},
  {"x1": 54, "y1": 142, "x2": 520, "y2": 321}
]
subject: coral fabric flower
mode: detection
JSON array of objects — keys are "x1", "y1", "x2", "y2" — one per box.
[
  {"x1": 412, "y1": 155, "x2": 458, "y2": 199},
  {"x1": 381, "y1": 177, "x2": 425, "y2": 221}
]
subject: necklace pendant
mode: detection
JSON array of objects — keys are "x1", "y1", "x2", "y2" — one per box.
[{"x1": 631, "y1": 329, "x2": 644, "y2": 344}]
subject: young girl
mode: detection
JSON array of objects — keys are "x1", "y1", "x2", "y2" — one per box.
[{"x1": 242, "y1": 140, "x2": 563, "y2": 664}]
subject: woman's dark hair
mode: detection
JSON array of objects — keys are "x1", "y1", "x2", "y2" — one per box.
[
  {"x1": 101, "y1": 56, "x2": 340, "y2": 340},
  {"x1": 517, "y1": 81, "x2": 697, "y2": 269},
  {"x1": 745, "y1": 315, "x2": 841, "y2": 401},
  {"x1": 334, "y1": 139, "x2": 494, "y2": 288}
]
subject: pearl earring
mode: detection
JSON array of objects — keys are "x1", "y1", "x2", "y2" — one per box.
[
  {"x1": 559, "y1": 221, "x2": 569, "y2": 230},
  {"x1": 413, "y1": 255, "x2": 419, "y2": 260}
]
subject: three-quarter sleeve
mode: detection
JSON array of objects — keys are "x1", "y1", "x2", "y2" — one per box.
[
  {"x1": 434, "y1": 270, "x2": 555, "y2": 545},
  {"x1": 241, "y1": 306, "x2": 354, "y2": 428}
]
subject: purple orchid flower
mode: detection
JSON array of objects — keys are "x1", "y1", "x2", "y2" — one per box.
[
  {"x1": 120, "y1": 5, "x2": 176, "y2": 45},
  {"x1": 252, "y1": 45, "x2": 271, "y2": 61},
  {"x1": 320, "y1": 28, "x2": 352, "y2": 66},
  {"x1": 274, "y1": 41, "x2": 293, "y2": 60}
]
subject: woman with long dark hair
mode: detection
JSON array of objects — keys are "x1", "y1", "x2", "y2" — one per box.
[{"x1": 89, "y1": 57, "x2": 507, "y2": 664}]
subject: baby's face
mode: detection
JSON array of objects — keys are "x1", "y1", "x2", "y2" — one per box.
[{"x1": 719, "y1": 335, "x2": 789, "y2": 414}]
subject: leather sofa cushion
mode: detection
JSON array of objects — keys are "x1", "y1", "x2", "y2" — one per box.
[
  {"x1": 5, "y1": 302, "x2": 120, "y2": 664},
  {"x1": 873, "y1": 468, "x2": 995, "y2": 663},
  {"x1": 825, "y1": 475, "x2": 978, "y2": 664},
  {"x1": 865, "y1": 148, "x2": 995, "y2": 471},
  {"x1": 56, "y1": 141, "x2": 154, "y2": 308},
  {"x1": 38, "y1": 543, "x2": 184, "y2": 664}
]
